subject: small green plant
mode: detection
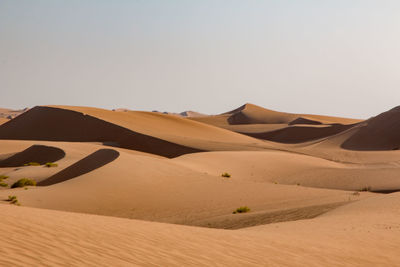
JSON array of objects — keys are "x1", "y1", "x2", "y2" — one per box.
[
  {"x1": 7, "y1": 195, "x2": 19, "y2": 205},
  {"x1": 221, "y1": 172, "x2": 231, "y2": 178},
  {"x1": 0, "y1": 175, "x2": 8, "y2": 187},
  {"x1": 11, "y1": 178, "x2": 37, "y2": 188},
  {"x1": 7, "y1": 195, "x2": 17, "y2": 202},
  {"x1": 360, "y1": 186, "x2": 371, "y2": 192},
  {"x1": 44, "y1": 162, "x2": 58, "y2": 168},
  {"x1": 24, "y1": 162, "x2": 40, "y2": 166},
  {"x1": 232, "y1": 206, "x2": 251, "y2": 214}
]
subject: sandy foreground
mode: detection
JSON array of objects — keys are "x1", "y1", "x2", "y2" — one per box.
[
  {"x1": 0, "y1": 104, "x2": 399, "y2": 266},
  {"x1": 0, "y1": 193, "x2": 399, "y2": 266}
]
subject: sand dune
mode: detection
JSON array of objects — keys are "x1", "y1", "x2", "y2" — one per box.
[
  {"x1": 0, "y1": 103, "x2": 399, "y2": 265},
  {"x1": 0, "y1": 106, "x2": 273, "y2": 157},
  {"x1": 0, "y1": 142, "x2": 360, "y2": 227},
  {"x1": 0, "y1": 193, "x2": 399, "y2": 266},
  {"x1": 192, "y1": 103, "x2": 361, "y2": 126},
  {"x1": 191, "y1": 103, "x2": 361, "y2": 145},
  {"x1": 173, "y1": 150, "x2": 400, "y2": 192},
  {"x1": 243, "y1": 124, "x2": 354, "y2": 143},
  {"x1": 340, "y1": 106, "x2": 400, "y2": 150}
]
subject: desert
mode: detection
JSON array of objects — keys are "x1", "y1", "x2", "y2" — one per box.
[
  {"x1": 2, "y1": 1, "x2": 400, "y2": 265},
  {"x1": 0, "y1": 104, "x2": 399, "y2": 266}
]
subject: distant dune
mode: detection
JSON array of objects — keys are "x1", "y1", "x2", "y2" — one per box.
[
  {"x1": 0, "y1": 105, "x2": 272, "y2": 157},
  {"x1": 191, "y1": 103, "x2": 361, "y2": 144}
]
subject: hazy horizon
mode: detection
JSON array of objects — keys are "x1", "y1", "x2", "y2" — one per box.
[{"x1": 1, "y1": 0, "x2": 400, "y2": 119}]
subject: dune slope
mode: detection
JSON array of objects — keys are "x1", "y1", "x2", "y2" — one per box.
[
  {"x1": 341, "y1": 106, "x2": 400, "y2": 150},
  {"x1": 0, "y1": 193, "x2": 399, "y2": 266},
  {"x1": 0, "y1": 106, "x2": 273, "y2": 157}
]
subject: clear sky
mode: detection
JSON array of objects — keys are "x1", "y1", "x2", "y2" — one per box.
[{"x1": 1, "y1": 0, "x2": 399, "y2": 118}]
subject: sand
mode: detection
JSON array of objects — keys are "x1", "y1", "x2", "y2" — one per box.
[
  {"x1": 0, "y1": 103, "x2": 399, "y2": 266},
  {"x1": 0, "y1": 193, "x2": 399, "y2": 266}
]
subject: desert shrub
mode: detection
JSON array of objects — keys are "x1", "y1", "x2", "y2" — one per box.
[
  {"x1": 0, "y1": 175, "x2": 9, "y2": 180},
  {"x1": 360, "y1": 186, "x2": 371, "y2": 192},
  {"x1": 44, "y1": 162, "x2": 58, "y2": 168},
  {"x1": 0, "y1": 182, "x2": 8, "y2": 187},
  {"x1": 24, "y1": 162, "x2": 40, "y2": 166},
  {"x1": 232, "y1": 206, "x2": 250, "y2": 214},
  {"x1": 7, "y1": 195, "x2": 19, "y2": 205},
  {"x1": 11, "y1": 178, "x2": 36, "y2": 188},
  {"x1": 7, "y1": 195, "x2": 17, "y2": 202},
  {"x1": 221, "y1": 172, "x2": 231, "y2": 178}
]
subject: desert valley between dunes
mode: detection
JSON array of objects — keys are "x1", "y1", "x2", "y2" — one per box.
[{"x1": 0, "y1": 103, "x2": 400, "y2": 266}]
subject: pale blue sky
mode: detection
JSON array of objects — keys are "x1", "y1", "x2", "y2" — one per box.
[{"x1": 1, "y1": 0, "x2": 400, "y2": 118}]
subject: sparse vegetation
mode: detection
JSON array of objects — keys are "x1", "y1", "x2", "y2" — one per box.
[
  {"x1": 11, "y1": 178, "x2": 37, "y2": 188},
  {"x1": 44, "y1": 162, "x2": 58, "y2": 168},
  {"x1": 24, "y1": 162, "x2": 41, "y2": 166},
  {"x1": 221, "y1": 172, "x2": 231, "y2": 178},
  {"x1": 0, "y1": 175, "x2": 8, "y2": 187},
  {"x1": 7, "y1": 195, "x2": 20, "y2": 205},
  {"x1": 352, "y1": 191, "x2": 360, "y2": 196},
  {"x1": 232, "y1": 206, "x2": 251, "y2": 214},
  {"x1": 360, "y1": 186, "x2": 371, "y2": 192}
]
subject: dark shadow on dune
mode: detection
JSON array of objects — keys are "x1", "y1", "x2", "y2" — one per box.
[
  {"x1": 289, "y1": 117, "x2": 322, "y2": 125},
  {"x1": 0, "y1": 106, "x2": 203, "y2": 158},
  {"x1": 341, "y1": 106, "x2": 400, "y2": 151},
  {"x1": 0, "y1": 145, "x2": 65, "y2": 167},
  {"x1": 38, "y1": 149, "x2": 119, "y2": 186},
  {"x1": 195, "y1": 202, "x2": 347, "y2": 229},
  {"x1": 241, "y1": 124, "x2": 355, "y2": 144},
  {"x1": 371, "y1": 189, "x2": 400, "y2": 194}
]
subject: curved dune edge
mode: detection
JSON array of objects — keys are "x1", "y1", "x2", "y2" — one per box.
[
  {"x1": 0, "y1": 145, "x2": 65, "y2": 167},
  {"x1": 218, "y1": 103, "x2": 361, "y2": 125},
  {"x1": 38, "y1": 149, "x2": 120, "y2": 186},
  {"x1": 193, "y1": 201, "x2": 347, "y2": 229},
  {"x1": 289, "y1": 117, "x2": 322, "y2": 125},
  {"x1": 0, "y1": 106, "x2": 204, "y2": 158},
  {"x1": 240, "y1": 124, "x2": 354, "y2": 144}
]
